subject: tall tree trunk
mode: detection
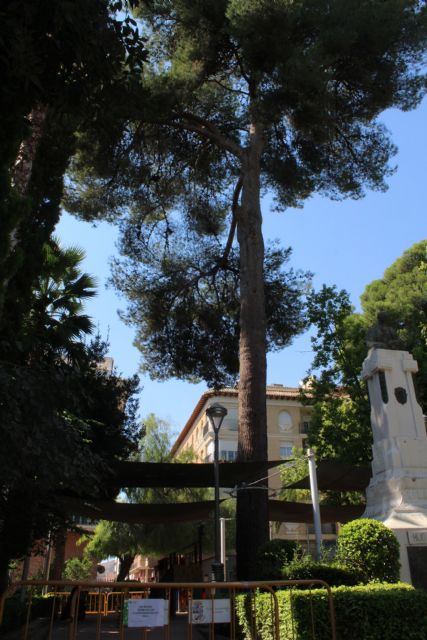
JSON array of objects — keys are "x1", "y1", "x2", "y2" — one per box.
[
  {"x1": 0, "y1": 103, "x2": 49, "y2": 306},
  {"x1": 235, "y1": 123, "x2": 269, "y2": 579},
  {"x1": 0, "y1": 556, "x2": 10, "y2": 600},
  {"x1": 12, "y1": 103, "x2": 49, "y2": 199},
  {"x1": 117, "y1": 554, "x2": 135, "y2": 582},
  {"x1": 50, "y1": 529, "x2": 66, "y2": 580}
]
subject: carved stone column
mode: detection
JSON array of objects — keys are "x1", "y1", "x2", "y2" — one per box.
[{"x1": 362, "y1": 348, "x2": 427, "y2": 585}]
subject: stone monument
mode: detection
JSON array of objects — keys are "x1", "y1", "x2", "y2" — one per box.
[{"x1": 362, "y1": 347, "x2": 427, "y2": 586}]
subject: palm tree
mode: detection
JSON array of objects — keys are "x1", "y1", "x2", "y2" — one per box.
[{"x1": 24, "y1": 237, "x2": 97, "y2": 361}]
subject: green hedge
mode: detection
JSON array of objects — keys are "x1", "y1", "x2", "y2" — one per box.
[
  {"x1": 255, "y1": 539, "x2": 300, "y2": 580},
  {"x1": 1, "y1": 594, "x2": 56, "y2": 631},
  {"x1": 235, "y1": 583, "x2": 427, "y2": 640},
  {"x1": 337, "y1": 519, "x2": 400, "y2": 583},
  {"x1": 281, "y1": 557, "x2": 362, "y2": 587}
]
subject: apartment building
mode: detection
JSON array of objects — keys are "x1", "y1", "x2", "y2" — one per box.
[
  {"x1": 171, "y1": 384, "x2": 337, "y2": 552},
  {"x1": 171, "y1": 384, "x2": 311, "y2": 486}
]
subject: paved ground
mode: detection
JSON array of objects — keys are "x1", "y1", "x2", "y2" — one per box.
[
  {"x1": 18, "y1": 615, "x2": 231, "y2": 640},
  {"x1": 71, "y1": 615, "x2": 207, "y2": 639}
]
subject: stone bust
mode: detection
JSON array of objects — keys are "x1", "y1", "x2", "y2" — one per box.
[{"x1": 366, "y1": 311, "x2": 404, "y2": 350}]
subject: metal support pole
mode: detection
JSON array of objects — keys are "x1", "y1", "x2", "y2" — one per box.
[
  {"x1": 307, "y1": 448, "x2": 322, "y2": 560},
  {"x1": 42, "y1": 536, "x2": 53, "y2": 595},
  {"x1": 212, "y1": 429, "x2": 224, "y2": 581},
  {"x1": 220, "y1": 518, "x2": 226, "y2": 579},
  {"x1": 206, "y1": 403, "x2": 227, "y2": 582}
]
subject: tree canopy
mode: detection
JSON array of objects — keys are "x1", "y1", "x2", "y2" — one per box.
[
  {"x1": 0, "y1": 0, "x2": 145, "y2": 323},
  {"x1": 362, "y1": 239, "x2": 427, "y2": 407}
]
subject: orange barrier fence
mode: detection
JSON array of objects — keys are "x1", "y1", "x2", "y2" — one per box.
[{"x1": 0, "y1": 579, "x2": 336, "y2": 640}]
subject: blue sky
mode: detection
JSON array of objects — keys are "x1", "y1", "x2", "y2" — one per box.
[{"x1": 57, "y1": 98, "x2": 427, "y2": 433}]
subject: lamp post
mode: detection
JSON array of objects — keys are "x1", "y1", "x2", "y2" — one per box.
[
  {"x1": 206, "y1": 402, "x2": 228, "y2": 582},
  {"x1": 307, "y1": 448, "x2": 322, "y2": 560}
]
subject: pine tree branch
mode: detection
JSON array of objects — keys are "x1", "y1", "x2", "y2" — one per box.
[
  {"x1": 170, "y1": 112, "x2": 243, "y2": 159},
  {"x1": 209, "y1": 77, "x2": 249, "y2": 97},
  {"x1": 221, "y1": 176, "x2": 242, "y2": 266}
]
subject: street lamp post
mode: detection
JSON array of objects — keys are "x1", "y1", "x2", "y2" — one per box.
[
  {"x1": 206, "y1": 402, "x2": 228, "y2": 582},
  {"x1": 307, "y1": 448, "x2": 322, "y2": 560}
]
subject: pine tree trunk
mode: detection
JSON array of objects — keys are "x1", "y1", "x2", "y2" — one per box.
[
  {"x1": 117, "y1": 554, "x2": 135, "y2": 582},
  {"x1": 50, "y1": 529, "x2": 67, "y2": 580},
  {"x1": 0, "y1": 557, "x2": 10, "y2": 599},
  {"x1": 1, "y1": 102, "x2": 47, "y2": 267},
  {"x1": 0, "y1": 103, "x2": 48, "y2": 305},
  {"x1": 235, "y1": 123, "x2": 269, "y2": 579},
  {"x1": 13, "y1": 103, "x2": 48, "y2": 198}
]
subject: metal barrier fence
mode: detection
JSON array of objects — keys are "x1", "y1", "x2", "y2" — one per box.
[{"x1": 0, "y1": 579, "x2": 336, "y2": 640}]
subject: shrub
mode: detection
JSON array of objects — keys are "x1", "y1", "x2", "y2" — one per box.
[
  {"x1": 281, "y1": 555, "x2": 362, "y2": 587},
  {"x1": 337, "y1": 518, "x2": 400, "y2": 583},
  {"x1": 62, "y1": 556, "x2": 92, "y2": 581},
  {"x1": 235, "y1": 583, "x2": 427, "y2": 640},
  {"x1": 254, "y1": 539, "x2": 300, "y2": 580},
  {"x1": 1, "y1": 594, "x2": 55, "y2": 631}
]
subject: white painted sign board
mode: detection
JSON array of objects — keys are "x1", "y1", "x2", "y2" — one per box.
[
  {"x1": 190, "y1": 599, "x2": 230, "y2": 624},
  {"x1": 127, "y1": 599, "x2": 168, "y2": 627}
]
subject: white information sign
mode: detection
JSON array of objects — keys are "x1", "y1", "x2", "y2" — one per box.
[
  {"x1": 190, "y1": 599, "x2": 230, "y2": 624},
  {"x1": 127, "y1": 599, "x2": 168, "y2": 628}
]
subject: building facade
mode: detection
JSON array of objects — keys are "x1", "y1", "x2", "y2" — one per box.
[
  {"x1": 171, "y1": 384, "x2": 311, "y2": 486},
  {"x1": 171, "y1": 385, "x2": 336, "y2": 553}
]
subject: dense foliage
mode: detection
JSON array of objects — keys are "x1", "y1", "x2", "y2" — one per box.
[
  {"x1": 62, "y1": 557, "x2": 93, "y2": 582},
  {"x1": 0, "y1": 0, "x2": 145, "y2": 320},
  {"x1": 254, "y1": 538, "x2": 300, "y2": 581},
  {"x1": 361, "y1": 239, "x2": 427, "y2": 408},
  {"x1": 0, "y1": 243, "x2": 140, "y2": 594},
  {"x1": 111, "y1": 244, "x2": 311, "y2": 387},
  {"x1": 236, "y1": 583, "x2": 426, "y2": 640},
  {"x1": 337, "y1": 519, "x2": 400, "y2": 584},
  {"x1": 281, "y1": 555, "x2": 362, "y2": 587}
]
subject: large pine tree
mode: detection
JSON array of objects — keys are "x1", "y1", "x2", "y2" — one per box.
[{"x1": 68, "y1": 0, "x2": 427, "y2": 578}]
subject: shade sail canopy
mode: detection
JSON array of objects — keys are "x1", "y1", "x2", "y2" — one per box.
[
  {"x1": 63, "y1": 496, "x2": 364, "y2": 525},
  {"x1": 284, "y1": 461, "x2": 371, "y2": 491},
  {"x1": 62, "y1": 497, "x2": 218, "y2": 524},
  {"x1": 269, "y1": 500, "x2": 365, "y2": 523},
  {"x1": 106, "y1": 460, "x2": 285, "y2": 489}
]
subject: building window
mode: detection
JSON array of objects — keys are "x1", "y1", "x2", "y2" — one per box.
[
  {"x1": 280, "y1": 442, "x2": 293, "y2": 459},
  {"x1": 223, "y1": 408, "x2": 238, "y2": 431},
  {"x1": 301, "y1": 420, "x2": 312, "y2": 434},
  {"x1": 278, "y1": 411, "x2": 292, "y2": 432},
  {"x1": 220, "y1": 450, "x2": 238, "y2": 461}
]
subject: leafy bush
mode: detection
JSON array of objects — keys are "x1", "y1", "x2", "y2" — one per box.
[
  {"x1": 62, "y1": 556, "x2": 92, "y2": 581},
  {"x1": 254, "y1": 538, "x2": 300, "y2": 580},
  {"x1": 337, "y1": 518, "x2": 400, "y2": 583},
  {"x1": 281, "y1": 555, "x2": 362, "y2": 586},
  {"x1": 235, "y1": 583, "x2": 427, "y2": 640},
  {"x1": 1, "y1": 594, "x2": 55, "y2": 631}
]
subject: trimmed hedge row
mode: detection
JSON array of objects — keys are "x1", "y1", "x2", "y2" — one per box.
[
  {"x1": 281, "y1": 557, "x2": 361, "y2": 586},
  {"x1": 235, "y1": 583, "x2": 427, "y2": 640}
]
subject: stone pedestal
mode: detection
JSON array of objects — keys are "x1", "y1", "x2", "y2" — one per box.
[{"x1": 362, "y1": 348, "x2": 427, "y2": 585}]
